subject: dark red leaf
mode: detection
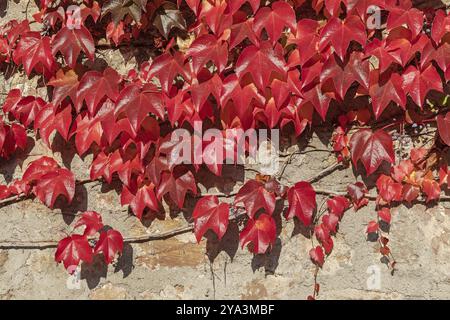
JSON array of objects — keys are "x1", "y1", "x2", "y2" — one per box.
[
  {"x1": 366, "y1": 220, "x2": 379, "y2": 234},
  {"x1": 234, "y1": 180, "x2": 276, "y2": 218},
  {"x1": 122, "y1": 183, "x2": 159, "y2": 220},
  {"x1": 286, "y1": 181, "x2": 316, "y2": 226},
  {"x1": 326, "y1": 196, "x2": 350, "y2": 219},
  {"x1": 402, "y1": 65, "x2": 443, "y2": 108},
  {"x1": 347, "y1": 181, "x2": 369, "y2": 210},
  {"x1": 376, "y1": 174, "x2": 403, "y2": 205},
  {"x1": 74, "y1": 211, "x2": 104, "y2": 236},
  {"x1": 319, "y1": 16, "x2": 367, "y2": 61},
  {"x1": 13, "y1": 32, "x2": 56, "y2": 76},
  {"x1": 350, "y1": 129, "x2": 395, "y2": 175},
  {"x1": 52, "y1": 25, "x2": 95, "y2": 68},
  {"x1": 33, "y1": 168, "x2": 76, "y2": 208},
  {"x1": 75, "y1": 68, "x2": 121, "y2": 115},
  {"x1": 235, "y1": 41, "x2": 288, "y2": 91},
  {"x1": 94, "y1": 229, "x2": 124, "y2": 264},
  {"x1": 378, "y1": 208, "x2": 391, "y2": 224},
  {"x1": 186, "y1": 35, "x2": 228, "y2": 74},
  {"x1": 309, "y1": 246, "x2": 325, "y2": 267},
  {"x1": 115, "y1": 83, "x2": 164, "y2": 131},
  {"x1": 437, "y1": 112, "x2": 450, "y2": 146},
  {"x1": 156, "y1": 171, "x2": 197, "y2": 208}
]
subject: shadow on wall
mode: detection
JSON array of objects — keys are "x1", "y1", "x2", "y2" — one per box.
[{"x1": 413, "y1": 0, "x2": 447, "y2": 9}]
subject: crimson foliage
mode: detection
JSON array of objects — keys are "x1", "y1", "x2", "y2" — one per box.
[{"x1": 1, "y1": 0, "x2": 450, "y2": 299}]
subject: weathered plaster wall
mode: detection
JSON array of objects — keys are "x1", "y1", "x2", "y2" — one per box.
[{"x1": 1, "y1": 0, "x2": 450, "y2": 300}]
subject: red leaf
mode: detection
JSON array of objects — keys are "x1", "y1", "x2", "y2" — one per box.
[
  {"x1": 366, "y1": 221, "x2": 379, "y2": 234},
  {"x1": 186, "y1": 35, "x2": 228, "y2": 74},
  {"x1": 391, "y1": 160, "x2": 414, "y2": 183},
  {"x1": 302, "y1": 84, "x2": 332, "y2": 121},
  {"x1": 286, "y1": 181, "x2": 316, "y2": 226},
  {"x1": 4, "y1": 19, "x2": 30, "y2": 44},
  {"x1": 228, "y1": 0, "x2": 260, "y2": 14},
  {"x1": 0, "y1": 185, "x2": 10, "y2": 200},
  {"x1": 192, "y1": 195, "x2": 230, "y2": 242},
  {"x1": 123, "y1": 183, "x2": 159, "y2": 220},
  {"x1": 402, "y1": 65, "x2": 443, "y2": 108},
  {"x1": 287, "y1": 19, "x2": 320, "y2": 66},
  {"x1": 73, "y1": 113, "x2": 103, "y2": 155},
  {"x1": 239, "y1": 213, "x2": 276, "y2": 254},
  {"x1": 220, "y1": 75, "x2": 264, "y2": 128},
  {"x1": 234, "y1": 180, "x2": 276, "y2": 218},
  {"x1": 13, "y1": 32, "x2": 56, "y2": 76},
  {"x1": 369, "y1": 70, "x2": 406, "y2": 119},
  {"x1": 22, "y1": 156, "x2": 60, "y2": 183},
  {"x1": 5, "y1": 95, "x2": 46, "y2": 127},
  {"x1": 0, "y1": 121, "x2": 27, "y2": 158},
  {"x1": 55, "y1": 235, "x2": 93, "y2": 271},
  {"x1": 156, "y1": 171, "x2": 197, "y2": 208},
  {"x1": 146, "y1": 52, "x2": 190, "y2": 94},
  {"x1": 347, "y1": 181, "x2": 368, "y2": 210},
  {"x1": 325, "y1": 0, "x2": 345, "y2": 16},
  {"x1": 229, "y1": 14, "x2": 259, "y2": 49},
  {"x1": 106, "y1": 21, "x2": 129, "y2": 46},
  {"x1": 387, "y1": 8, "x2": 423, "y2": 39},
  {"x1": 431, "y1": 43, "x2": 450, "y2": 81},
  {"x1": 402, "y1": 184, "x2": 420, "y2": 204},
  {"x1": 52, "y1": 25, "x2": 95, "y2": 68},
  {"x1": 422, "y1": 179, "x2": 441, "y2": 203},
  {"x1": 437, "y1": 112, "x2": 450, "y2": 146},
  {"x1": 34, "y1": 103, "x2": 72, "y2": 146},
  {"x1": 253, "y1": 1, "x2": 296, "y2": 44},
  {"x1": 90, "y1": 150, "x2": 124, "y2": 184},
  {"x1": 376, "y1": 174, "x2": 403, "y2": 205},
  {"x1": 431, "y1": 10, "x2": 450, "y2": 44},
  {"x1": 319, "y1": 16, "x2": 367, "y2": 61},
  {"x1": 410, "y1": 147, "x2": 428, "y2": 164},
  {"x1": 94, "y1": 229, "x2": 124, "y2": 264},
  {"x1": 322, "y1": 213, "x2": 340, "y2": 233},
  {"x1": 235, "y1": 41, "x2": 288, "y2": 91},
  {"x1": 314, "y1": 224, "x2": 333, "y2": 254},
  {"x1": 47, "y1": 69, "x2": 79, "y2": 106},
  {"x1": 75, "y1": 68, "x2": 121, "y2": 115},
  {"x1": 115, "y1": 83, "x2": 164, "y2": 131},
  {"x1": 327, "y1": 196, "x2": 349, "y2": 218},
  {"x1": 365, "y1": 39, "x2": 399, "y2": 74},
  {"x1": 190, "y1": 73, "x2": 223, "y2": 112},
  {"x1": 34, "y1": 168, "x2": 76, "y2": 208},
  {"x1": 2, "y1": 89, "x2": 22, "y2": 115},
  {"x1": 309, "y1": 246, "x2": 325, "y2": 267},
  {"x1": 74, "y1": 211, "x2": 104, "y2": 236},
  {"x1": 350, "y1": 129, "x2": 395, "y2": 175}
]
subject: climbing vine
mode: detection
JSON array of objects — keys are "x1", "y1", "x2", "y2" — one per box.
[{"x1": 0, "y1": 0, "x2": 450, "y2": 299}]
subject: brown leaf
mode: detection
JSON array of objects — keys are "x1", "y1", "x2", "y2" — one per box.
[
  {"x1": 102, "y1": 0, "x2": 148, "y2": 24},
  {"x1": 153, "y1": 1, "x2": 186, "y2": 39}
]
